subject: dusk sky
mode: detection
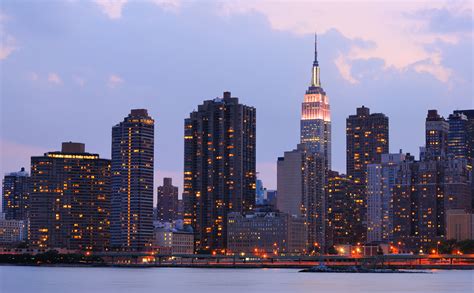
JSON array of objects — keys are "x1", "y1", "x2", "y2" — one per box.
[{"x1": 1, "y1": 0, "x2": 472, "y2": 196}]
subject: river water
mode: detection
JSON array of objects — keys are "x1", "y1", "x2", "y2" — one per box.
[{"x1": 0, "y1": 266, "x2": 472, "y2": 293}]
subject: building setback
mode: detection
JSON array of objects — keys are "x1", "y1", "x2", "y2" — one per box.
[
  {"x1": 156, "y1": 178, "x2": 178, "y2": 222},
  {"x1": 183, "y1": 91, "x2": 256, "y2": 253},
  {"x1": 2, "y1": 168, "x2": 30, "y2": 221},
  {"x1": 29, "y1": 142, "x2": 110, "y2": 251},
  {"x1": 111, "y1": 109, "x2": 154, "y2": 251},
  {"x1": 346, "y1": 106, "x2": 389, "y2": 243}
]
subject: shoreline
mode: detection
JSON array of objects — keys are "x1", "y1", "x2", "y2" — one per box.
[{"x1": 1, "y1": 263, "x2": 473, "y2": 270}]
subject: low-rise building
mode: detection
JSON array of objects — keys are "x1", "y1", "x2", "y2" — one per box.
[
  {"x1": 227, "y1": 209, "x2": 306, "y2": 255},
  {"x1": 153, "y1": 226, "x2": 194, "y2": 255}
]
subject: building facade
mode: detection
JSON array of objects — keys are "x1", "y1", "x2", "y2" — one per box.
[
  {"x1": 29, "y1": 142, "x2": 111, "y2": 251},
  {"x1": 300, "y1": 34, "x2": 331, "y2": 171},
  {"x1": 2, "y1": 167, "x2": 30, "y2": 221},
  {"x1": 346, "y1": 106, "x2": 389, "y2": 243},
  {"x1": 446, "y1": 209, "x2": 474, "y2": 241},
  {"x1": 111, "y1": 109, "x2": 155, "y2": 251},
  {"x1": 0, "y1": 219, "x2": 27, "y2": 245},
  {"x1": 227, "y1": 210, "x2": 306, "y2": 255},
  {"x1": 156, "y1": 178, "x2": 178, "y2": 222},
  {"x1": 183, "y1": 92, "x2": 256, "y2": 253}
]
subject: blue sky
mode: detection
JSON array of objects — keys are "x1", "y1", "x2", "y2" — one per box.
[{"x1": 0, "y1": 0, "x2": 472, "y2": 195}]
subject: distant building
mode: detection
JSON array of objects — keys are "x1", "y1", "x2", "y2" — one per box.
[
  {"x1": 448, "y1": 112, "x2": 469, "y2": 160},
  {"x1": 300, "y1": 34, "x2": 331, "y2": 171},
  {"x1": 425, "y1": 110, "x2": 449, "y2": 160},
  {"x1": 346, "y1": 106, "x2": 389, "y2": 243},
  {"x1": 111, "y1": 109, "x2": 154, "y2": 251},
  {"x1": 29, "y1": 142, "x2": 111, "y2": 251},
  {"x1": 0, "y1": 219, "x2": 27, "y2": 245},
  {"x1": 157, "y1": 178, "x2": 178, "y2": 222},
  {"x1": 446, "y1": 209, "x2": 474, "y2": 241},
  {"x1": 176, "y1": 198, "x2": 184, "y2": 220},
  {"x1": 256, "y1": 178, "x2": 265, "y2": 205},
  {"x1": 227, "y1": 210, "x2": 306, "y2": 255},
  {"x1": 265, "y1": 190, "x2": 277, "y2": 209},
  {"x1": 326, "y1": 171, "x2": 356, "y2": 246},
  {"x1": 453, "y1": 110, "x2": 474, "y2": 163},
  {"x1": 183, "y1": 91, "x2": 256, "y2": 253},
  {"x1": 153, "y1": 226, "x2": 194, "y2": 255},
  {"x1": 2, "y1": 167, "x2": 30, "y2": 221},
  {"x1": 367, "y1": 152, "x2": 406, "y2": 243}
]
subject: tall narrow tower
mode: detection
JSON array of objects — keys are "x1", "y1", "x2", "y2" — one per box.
[
  {"x1": 300, "y1": 34, "x2": 331, "y2": 170},
  {"x1": 111, "y1": 109, "x2": 154, "y2": 251}
]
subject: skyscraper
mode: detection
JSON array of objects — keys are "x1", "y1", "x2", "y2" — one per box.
[
  {"x1": 277, "y1": 144, "x2": 326, "y2": 252},
  {"x1": 183, "y1": 91, "x2": 256, "y2": 253},
  {"x1": 448, "y1": 112, "x2": 469, "y2": 160},
  {"x1": 366, "y1": 152, "x2": 406, "y2": 243},
  {"x1": 300, "y1": 34, "x2": 331, "y2": 170},
  {"x1": 453, "y1": 110, "x2": 474, "y2": 164},
  {"x1": 157, "y1": 177, "x2": 178, "y2": 222},
  {"x1": 346, "y1": 106, "x2": 389, "y2": 242},
  {"x1": 425, "y1": 110, "x2": 448, "y2": 160},
  {"x1": 111, "y1": 109, "x2": 154, "y2": 251},
  {"x1": 2, "y1": 167, "x2": 30, "y2": 221},
  {"x1": 29, "y1": 142, "x2": 111, "y2": 251},
  {"x1": 277, "y1": 146, "x2": 304, "y2": 217}
]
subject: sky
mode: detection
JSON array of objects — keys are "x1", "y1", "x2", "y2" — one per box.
[{"x1": 0, "y1": 0, "x2": 473, "y2": 198}]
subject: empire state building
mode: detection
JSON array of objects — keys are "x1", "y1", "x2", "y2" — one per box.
[{"x1": 300, "y1": 34, "x2": 331, "y2": 170}]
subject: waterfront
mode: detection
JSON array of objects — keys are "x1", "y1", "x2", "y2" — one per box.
[{"x1": 0, "y1": 266, "x2": 472, "y2": 293}]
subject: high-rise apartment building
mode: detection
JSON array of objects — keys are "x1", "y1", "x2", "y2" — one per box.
[
  {"x1": 157, "y1": 177, "x2": 178, "y2": 222},
  {"x1": 111, "y1": 109, "x2": 154, "y2": 251},
  {"x1": 300, "y1": 34, "x2": 331, "y2": 170},
  {"x1": 2, "y1": 168, "x2": 30, "y2": 221},
  {"x1": 183, "y1": 92, "x2": 256, "y2": 253},
  {"x1": 29, "y1": 142, "x2": 111, "y2": 251},
  {"x1": 346, "y1": 106, "x2": 389, "y2": 243}
]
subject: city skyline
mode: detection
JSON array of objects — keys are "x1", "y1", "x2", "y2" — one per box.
[{"x1": 1, "y1": 1, "x2": 472, "y2": 195}]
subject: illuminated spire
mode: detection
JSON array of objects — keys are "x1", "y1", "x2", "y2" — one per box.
[{"x1": 310, "y1": 33, "x2": 321, "y2": 87}]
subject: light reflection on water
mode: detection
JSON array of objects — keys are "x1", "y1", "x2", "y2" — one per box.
[{"x1": 0, "y1": 266, "x2": 472, "y2": 293}]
